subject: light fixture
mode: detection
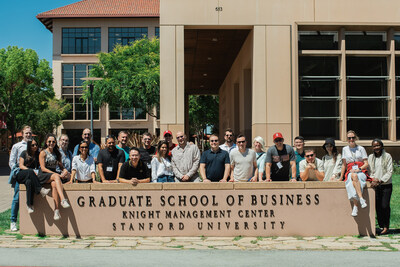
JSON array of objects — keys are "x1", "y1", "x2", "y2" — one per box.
[
  {"x1": 207, "y1": 57, "x2": 212, "y2": 60},
  {"x1": 203, "y1": 73, "x2": 207, "y2": 77},
  {"x1": 212, "y1": 38, "x2": 218, "y2": 42}
]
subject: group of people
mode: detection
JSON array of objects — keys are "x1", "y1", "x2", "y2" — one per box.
[{"x1": 8, "y1": 126, "x2": 393, "y2": 235}]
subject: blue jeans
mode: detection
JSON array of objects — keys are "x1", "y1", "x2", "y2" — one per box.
[
  {"x1": 157, "y1": 175, "x2": 175, "y2": 183},
  {"x1": 10, "y1": 182, "x2": 19, "y2": 223}
]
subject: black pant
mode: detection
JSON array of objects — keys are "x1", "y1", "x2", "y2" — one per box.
[
  {"x1": 16, "y1": 169, "x2": 42, "y2": 206},
  {"x1": 375, "y1": 183, "x2": 392, "y2": 229}
]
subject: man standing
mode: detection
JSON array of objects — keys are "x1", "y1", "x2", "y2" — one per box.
[
  {"x1": 58, "y1": 134, "x2": 73, "y2": 182},
  {"x1": 265, "y1": 132, "x2": 297, "y2": 182},
  {"x1": 199, "y1": 134, "x2": 230, "y2": 182},
  {"x1": 171, "y1": 131, "x2": 200, "y2": 182},
  {"x1": 116, "y1": 131, "x2": 130, "y2": 162},
  {"x1": 299, "y1": 149, "x2": 325, "y2": 181},
  {"x1": 163, "y1": 130, "x2": 177, "y2": 156},
  {"x1": 138, "y1": 132, "x2": 156, "y2": 170},
  {"x1": 294, "y1": 136, "x2": 305, "y2": 180},
  {"x1": 119, "y1": 148, "x2": 151, "y2": 185},
  {"x1": 229, "y1": 135, "x2": 258, "y2": 182},
  {"x1": 8, "y1": 125, "x2": 32, "y2": 231},
  {"x1": 72, "y1": 128, "x2": 100, "y2": 161},
  {"x1": 97, "y1": 136, "x2": 125, "y2": 183},
  {"x1": 219, "y1": 128, "x2": 236, "y2": 154}
]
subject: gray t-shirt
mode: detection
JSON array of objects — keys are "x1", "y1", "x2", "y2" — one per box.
[
  {"x1": 230, "y1": 148, "x2": 256, "y2": 182},
  {"x1": 265, "y1": 144, "x2": 296, "y2": 181}
]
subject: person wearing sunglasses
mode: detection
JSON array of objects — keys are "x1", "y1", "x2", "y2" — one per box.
[
  {"x1": 69, "y1": 141, "x2": 97, "y2": 183},
  {"x1": 265, "y1": 132, "x2": 296, "y2": 182},
  {"x1": 72, "y1": 128, "x2": 100, "y2": 162},
  {"x1": 340, "y1": 130, "x2": 370, "y2": 217},
  {"x1": 171, "y1": 131, "x2": 200, "y2": 182},
  {"x1": 97, "y1": 135, "x2": 125, "y2": 183},
  {"x1": 38, "y1": 134, "x2": 71, "y2": 220},
  {"x1": 229, "y1": 134, "x2": 258, "y2": 182},
  {"x1": 299, "y1": 148, "x2": 324, "y2": 181},
  {"x1": 219, "y1": 128, "x2": 237, "y2": 154},
  {"x1": 200, "y1": 134, "x2": 230, "y2": 182},
  {"x1": 163, "y1": 130, "x2": 177, "y2": 157},
  {"x1": 16, "y1": 139, "x2": 51, "y2": 214}
]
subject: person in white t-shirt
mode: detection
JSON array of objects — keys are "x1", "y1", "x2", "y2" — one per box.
[{"x1": 340, "y1": 130, "x2": 369, "y2": 217}]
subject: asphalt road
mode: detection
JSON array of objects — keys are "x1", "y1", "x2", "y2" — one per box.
[{"x1": 0, "y1": 248, "x2": 399, "y2": 266}]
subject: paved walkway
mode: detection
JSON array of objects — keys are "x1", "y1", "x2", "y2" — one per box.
[{"x1": 0, "y1": 234, "x2": 399, "y2": 251}]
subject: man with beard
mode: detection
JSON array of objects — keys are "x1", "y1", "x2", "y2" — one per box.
[
  {"x1": 97, "y1": 136, "x2": 125, "y2": 183},
  {"x1": 219, "y1": 128, "x2": 236, "y2": 154}
]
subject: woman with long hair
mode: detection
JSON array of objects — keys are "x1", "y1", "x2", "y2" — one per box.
[
  {"x1": 38, "y1": 134, "x2": 71, "y2": 220},
  {"x1": 368, "y1": 139, "x2": 393, "y2": 235},
  {"x1": 69, "y1": 141, "x2": 97, "y2": 183},
  {"x1": 340, "y1": 130, "x2": 370, "y2": 217},
  {"x1": 151, "y1": 141, "x2": 174, "y2": 182},
  {"x1": 321, "y1": 138, "x2": 342, "y2": 181},
  {"x1": 16, "y1": 139, "x2": 51, "y2": 213}
]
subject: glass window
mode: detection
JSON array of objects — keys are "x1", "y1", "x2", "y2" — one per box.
[
  {"x1": 345, "y1": 31, "x2": 387, "y2": 50},
  {"x1": 62, "y1": 28, "x2": 101, "y2": 54},
  {"x1": 108, "y1": 27, "x2": 148, "y2": 52},
  {"x1": 61, "y1": 64, "x2": 99, "y2": 120},
  {"x1": 155, "y1": 27, "x2": 160, "y2": 38},
  {"x1": 298, "y1": 56, "x2": 340, "y2": 139},
  {"x1": 346, "y1": 57, "x2": 388, "y2": 139},
  {"x1": 109, "y1": 107, "x2": 147, "y2": 120},
  {"x1": 298, "y1": 31, "x2": 338, "y2": 50}
]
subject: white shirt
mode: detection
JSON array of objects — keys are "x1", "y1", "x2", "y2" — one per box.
[
  {"x1": 9, "y1": 140, "x2": 27, "y2": 169},
  {"x1": 299, "y1": 158, "x2": 324, "y2": 181},
  {"x1": 342, "y1": 145, "x2": 368, "y2": 164},
  {"x1": 151, "y1": 157, "x2": 174, "y2": 182},
  {"x1": 322, "y1": 154, "x2": 342, "y2": 181},
  {"x1": 219, "y1": 143, "x2": 237, "y2": 154},
  {"x1": 72, "y1": 155, "x2": 96, "y2": 181}
]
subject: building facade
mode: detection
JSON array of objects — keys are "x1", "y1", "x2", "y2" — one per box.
[
  {"x1": 37, "y1": 0, "x2": 160, "y2": 146},
  {"x1": 159, "y1": 0, "x2": 400, "y2": 155}
]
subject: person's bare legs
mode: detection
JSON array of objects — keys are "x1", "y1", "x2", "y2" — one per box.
[
  {"x1": 48, "y1": 174, "x2": 66, "y2": 201},
  {"x1": 50, "y1": 181, "x2": 59, "y2": 210},
  {"x1": 351, "y1": 173, "x2": 363, "y2": 199}
]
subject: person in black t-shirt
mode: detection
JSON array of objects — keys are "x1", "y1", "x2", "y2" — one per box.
[
  {"x1": 138, "y1": 132, "x2": 156, "y2": 170},
  {"x1": 97, "y1": 136, "x2": 125, "y2": 183},
  {"x1": 119, "y1": 147, "x2": 150, "y2": 185}
]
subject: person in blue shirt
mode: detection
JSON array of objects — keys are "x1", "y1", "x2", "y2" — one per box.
[
  {"x1": 200, "y1": 134, "x2": 230, "y2": 182},
  {"x1": 116, "y1": 130, "x2": 130, "y2": 162},
  {"x1": 294, "y1": 136, "x2": 305, "y2": 181},
  {"x1": 72, "y1": 128, "x2": 100, "y2": 161}
]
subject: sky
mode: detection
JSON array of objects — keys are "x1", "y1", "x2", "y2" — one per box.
[{"x1": 0, "y1": 0, "x2": 78, "y2": 65}]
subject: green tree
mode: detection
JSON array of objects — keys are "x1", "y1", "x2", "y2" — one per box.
[
  {"x1": 83, "y1": 38, "x2": 160, "y2": 117},
  {"x1": 0, "y1": 46, "x2": 68, "y2": 144},
  {"x1": 189, "y1": 95, "x2": 219, "y2": 149}
]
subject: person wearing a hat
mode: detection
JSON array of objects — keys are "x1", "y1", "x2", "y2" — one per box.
[
  {"x1": 321, "y1": 138, "x2": 342, "y2": 181},
  {"x1": 265, "y1": 132, "x2": 296, "y2": 182},
  {"x1": 163, "y1": 130, "x2": 177, "y2": 157}
]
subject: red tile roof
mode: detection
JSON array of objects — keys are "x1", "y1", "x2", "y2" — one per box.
[{"x1": 37, "y1": 0, "x2": 159, "y2": 31}]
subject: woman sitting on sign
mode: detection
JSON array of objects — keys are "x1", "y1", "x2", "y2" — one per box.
[
  {"x1": 340, "y1": 130, "x2": 370, "y2": 217},
  {"x1": 368, "y1": 139, "x2": 393, "y2": 235},
  {"x1": 38, "y1": 134, "x2": 71, "y2": 221},
  {"x1": 69, "y1": 141, "x2": 97, "y2": 183},
  {"x1": 15, "y1": 139, "x2": 51, "y2": 214},
  {"x1": 151, "y1": 141, "x2": 174, "y2": 182}
]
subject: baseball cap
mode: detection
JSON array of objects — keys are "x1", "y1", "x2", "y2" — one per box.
[
  {"x1": 163, "y1": 130, "x2": 173, "y2": 137},
  {"x1": 273, "y1": 132, "x2": 283, "y2": 141}
]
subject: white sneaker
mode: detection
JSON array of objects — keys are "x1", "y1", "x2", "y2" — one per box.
[
  {"x1": 54, "y1": 209, "x2": 61, "y2": 221},
  {"x1": 27, "y1": 205, "x2": 34, "y2": 214},
  {"x1": 360, "y1": 198, "x2": 367, "y2": 209},
  {"x1": 10, "y1": 222, "x2": 17, "y2": 231},
  {"x1": 61, "y1": 199, "x2": 70, "y2": 208},
  {"x1": 40, "y1": 187, "x2": 51, "y2": 197},
  {"x1": 351, "y1": 205, "x2": 358, "y2": 217}
]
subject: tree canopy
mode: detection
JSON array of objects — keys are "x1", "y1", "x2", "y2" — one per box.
[
  {"x1": 83, "y1": 38, "x2": 160, "y2": 117},
  {"x1": 0, "y1": 46, "x2": 68, "y2": 144}
]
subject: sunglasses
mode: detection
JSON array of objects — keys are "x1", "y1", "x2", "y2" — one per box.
[
  {"x1": 47, "y1": 141, "x2": 56, "y2": 144},
  {"x1": 274, "y1": 139, "x2": 283, "y2": 142},
  {"x1": 31, "y1": 144, "x2": 38, "y2": 147},
  {"x1": 177, "y1": 136, "x2": 184, "y2": 139},
  {"x1": 164, "y1": 134, "x2": 172, "y2": 137},
  {"x1": 210, "y1": 140, "x2": 219, "y2": 143},
  {"x1": 237, "y1": 141, "x2": 246, "y2": 144},
  {"x1": 348, "y1": 137, "x2": 356, "y2": 140},
  {"x1": 80, "y1": 146, "x2": 89, "y2": 149},
  {"x1": 225, "y1": 134, "x2": 233, "y2": 137},
  {"x1": 305, "y1": 154, "x2": 314, "y2": 158}
]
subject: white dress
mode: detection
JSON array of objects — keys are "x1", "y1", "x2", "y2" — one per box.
[{"x1": 342, "y1": 145, "x2": 368, "y2": 200}]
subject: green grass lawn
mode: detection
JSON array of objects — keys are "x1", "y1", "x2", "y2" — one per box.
[{"x1": 0, "y1": 176, "x2": 399, "y2": 233}]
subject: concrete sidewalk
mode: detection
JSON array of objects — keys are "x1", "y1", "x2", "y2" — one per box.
[{"x1": 0, "y1": 234, "x2": 399, "y2": 251}]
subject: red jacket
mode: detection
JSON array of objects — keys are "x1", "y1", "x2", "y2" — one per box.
[{"x1": 344, "y1": 161, "x2": 371, "y2": 181}]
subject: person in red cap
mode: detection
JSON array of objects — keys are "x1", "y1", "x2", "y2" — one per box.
[
  {"x1": 265, "y1": 132, "x2": 296, "y2": 182},
  {"x1": 163, "y1": 130, "x2": 176, "y2": 157}
]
